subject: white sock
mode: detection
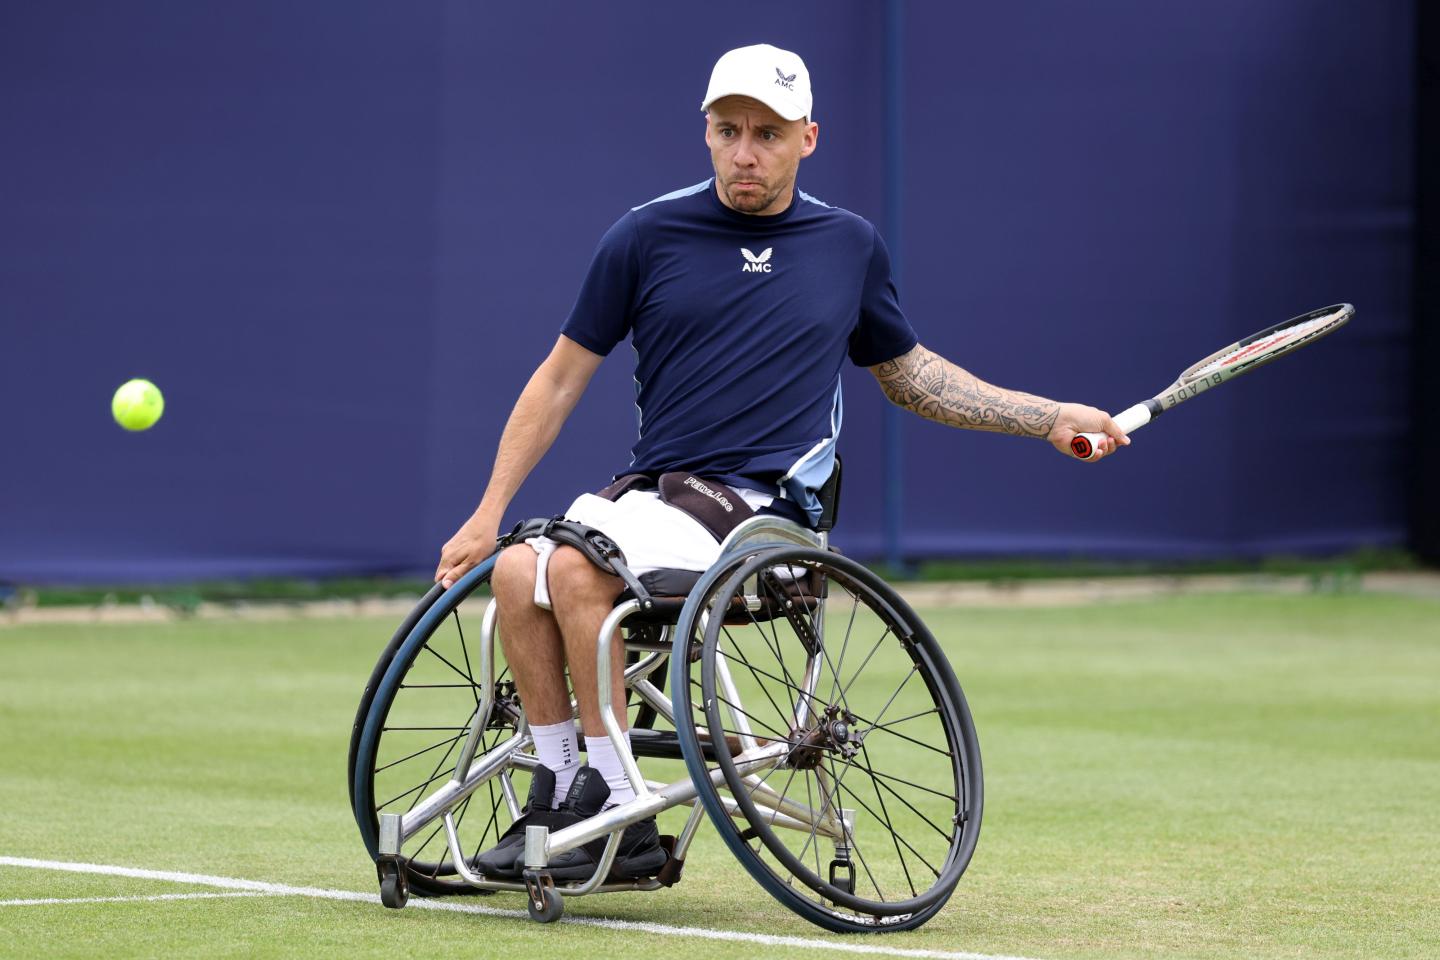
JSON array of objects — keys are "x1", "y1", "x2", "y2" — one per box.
[
  {"x1": 529, "y1": 721, "x2": 580, "y2": 805},
  {"x1": 584, "y1": 733, "x2": 637, "y2": 806}
]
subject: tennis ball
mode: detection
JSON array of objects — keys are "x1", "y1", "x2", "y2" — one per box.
[{"x1": 112, "y1": 378, "x2": 165, "y2": 431}]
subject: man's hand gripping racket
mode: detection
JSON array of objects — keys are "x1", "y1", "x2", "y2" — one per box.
[{"x1": 1071, "y1": 303, "x2": 1354, "y2": 460}]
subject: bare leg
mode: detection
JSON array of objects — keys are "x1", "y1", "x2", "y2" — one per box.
[
  {"x1": 543, "y1": 547, "x2": 655, "y2": 829},
  {"x1": 491, "y1": 544, "x2": 571, "y2": 726},
  {"x1": 545, "y1": 546, "x2": 626, "y2": 737}
]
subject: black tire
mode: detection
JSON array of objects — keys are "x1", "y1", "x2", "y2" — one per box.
[
  {"x1": 350, "y1": 558, "x2": 519, "y2": 897},
  {"x1": 671, "y1": 546, "x2": 983, "y2": 933}
]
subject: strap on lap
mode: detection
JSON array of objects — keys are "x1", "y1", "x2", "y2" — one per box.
[{"x1": 498, "y1": 517, "x2": 656, "y2": 611}]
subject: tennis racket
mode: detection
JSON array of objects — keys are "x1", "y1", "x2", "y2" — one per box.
[{"x1": 1071, "y1": 303, "x2": 1354, "y2": 460}]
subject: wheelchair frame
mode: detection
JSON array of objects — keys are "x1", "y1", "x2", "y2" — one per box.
[{"x1": 353, "y1": 502, "x2": 983, "y2": 932}]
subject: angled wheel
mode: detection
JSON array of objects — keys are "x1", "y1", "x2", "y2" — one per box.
[
  {"x1": 350, "y1": 558, "x2": 519, "y2": 896},
  {"x1": 378, "y1": 860, "x2": 409, "y2": 908},
  {"x1": 524, "y1": 878, "x2": 565, "y2": 923},
  {"x1": 671, "y1": 546, "x2": 983, "y2": 933}
]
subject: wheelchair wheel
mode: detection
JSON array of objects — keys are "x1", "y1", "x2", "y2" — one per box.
[
  {"x1": 349, "y1": 558, "x2": 519, "y2": 896},
  {"x1": 671, "y1": 546, "x2": 983, "y2": 933}
]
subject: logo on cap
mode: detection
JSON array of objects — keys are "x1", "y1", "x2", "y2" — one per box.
[{"x1": 775, "y1": 67, "x2": 796, "y2": 91}]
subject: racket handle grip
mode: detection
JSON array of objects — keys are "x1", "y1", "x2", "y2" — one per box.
[{"x1": 1070, "y1": 404, "x2": 1152, "y2": 460}]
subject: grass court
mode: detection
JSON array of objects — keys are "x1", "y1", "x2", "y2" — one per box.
[{"x1": 1, "y1": 591, "x2": 1436, "y2": 959}]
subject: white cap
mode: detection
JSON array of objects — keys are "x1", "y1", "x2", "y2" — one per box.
[{"x1": 701, "y1": 43, "x2": 813, "y2": 122}]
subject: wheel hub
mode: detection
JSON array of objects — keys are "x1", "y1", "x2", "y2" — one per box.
[
  {"x1": 787, "y1": 705, "x2": 862, "y2": 768},
  {"x1": 825, "y1": 707, "x2": 862, "y2": 760}
]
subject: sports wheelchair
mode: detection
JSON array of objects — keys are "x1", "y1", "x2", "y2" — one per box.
[{"x1": 348, "y1": 466, "x2": 983, "y2": 933}]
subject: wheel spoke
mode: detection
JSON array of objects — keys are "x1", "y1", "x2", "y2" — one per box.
[
  {"x1": 846, "y1": 758, "x2": 959, "y2": 803},
  {"x1": 815, "y1": 589, "x2": 862, "y2": 718},
  {"x1": 854, "y1": 662, "x2": 920, "y2": 739},
  {"x1": 421, "y1": 642, "x2": 480, "y2": 689},
  {"x1": 744, "y1": 595, "x2": 806, "y2": 712},
  {"x1": 452, "y1": 610, "x2": 481, "y2": 709},
  {"x1": 865, "y1": 706, "x2": 940, "y2": 729},
  {"x1": 398, "y1": 683, "x2": 485, "y2": 689},
  {"x1": 719, "y1": 625, "x2": 797, "y2": 735},
  {"x1": 858, "y1": 718, "x2": 955, "y2": 757},
  {"x1": 470, "y1": 775, "x2": 506, "y2": 859},
  {"x1": 385, "y1": 702, "x2": 480, "y2": 813},
  {"x1": 863, "y1": 748, "x2": 919, "y2": 896},
  {"x1": 847, "y1": 753, "x2": 928, "y2": 894},
  {"x1": 753, "y1": 764, "x2": 803, "y2": 832},
  {"x1": 373, "y1": 730, "x2": 467, "y2": 775},
  {"x1": 851, "y1": 744, "x2": 957, "y2": 847},
  {"x1": 825, "y1": 592, "x2": 862, "y2": 707},
  {"x1": 715, "y1": 724, "x2": 811, "y2": 750},
  {"x1": 828, "y1": 767, "x2": 885, "y2": 901},
  {"x1": 715, "y1": 634, "x2": 828, "y2": 714},
  {"x1": 804, "y1": 772, "x2": 823, "y2": 887},
  {"x1": 831, "y1": 626, "x2": 892, "y2": 710},
  {"x1": 741, "y1": 758, "x2": 791, "y2": 804}
]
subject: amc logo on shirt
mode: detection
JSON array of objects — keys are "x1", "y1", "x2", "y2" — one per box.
[{"x1": 741, "y1": 247, "x2": 774, "y2": 273}]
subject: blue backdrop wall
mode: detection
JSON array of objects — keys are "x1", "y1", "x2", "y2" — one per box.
[{"x1": 0, "y1": 1, "x2": 1414, "y2": 582}]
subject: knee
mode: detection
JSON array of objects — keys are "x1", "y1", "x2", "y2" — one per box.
[
  {"x1": 547, "y1": 547, "x2": 623, "y2": 604},
  {"x1": 491, "y1": 544, "x2": 537, "y2": 605}
]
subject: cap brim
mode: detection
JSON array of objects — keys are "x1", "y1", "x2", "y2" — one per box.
[{"x1": 701, "y1": 88, "x2": 807, "y2": 122}]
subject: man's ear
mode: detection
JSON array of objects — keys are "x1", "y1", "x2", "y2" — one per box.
[{"x1": 799, "y1": 121, "x2": 819, "y2": 159}]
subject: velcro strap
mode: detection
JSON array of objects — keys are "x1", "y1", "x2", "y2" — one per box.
[
  {"x1": 657, "y1": 473, "x2": 755, "y2": 542},
  {"x1": 596, "y1": 473, "x2": 655, "y2": 501}
]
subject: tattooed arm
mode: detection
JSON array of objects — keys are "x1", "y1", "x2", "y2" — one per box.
[{"x1": 870, "y1": 343, "x2": 1129, "y2": 459}]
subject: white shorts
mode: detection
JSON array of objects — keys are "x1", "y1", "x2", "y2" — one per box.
[{"x1": 525, "y1": 487, "x2": 773, "y2": 609}]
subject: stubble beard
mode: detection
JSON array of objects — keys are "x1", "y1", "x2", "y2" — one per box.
[{"x1": 723, "y1": 173, "x2": 791, "y2": 214}]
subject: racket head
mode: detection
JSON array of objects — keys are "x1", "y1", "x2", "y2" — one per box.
[{"x1": 1177, "y1": 303, "x2": 1353, "y2": 386}]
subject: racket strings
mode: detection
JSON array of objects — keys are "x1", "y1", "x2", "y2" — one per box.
[{"x1": 1190, "y1": 313, "x2": 1345, "y2": 379}]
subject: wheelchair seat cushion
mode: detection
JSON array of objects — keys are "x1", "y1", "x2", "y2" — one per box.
[
  {"x1": 619, "y1": 562, "x2": 823, "y2": 627},
  {"x1": 615, "y1": 568, "x2": 704, "y2": 625},
  {"x1": 636, "y1": 567, "x2": 704, "y2": 599}
]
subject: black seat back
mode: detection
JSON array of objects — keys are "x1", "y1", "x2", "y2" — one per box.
[{"x1": 815, "y1": 457, "x2": 842, "y2": 533}]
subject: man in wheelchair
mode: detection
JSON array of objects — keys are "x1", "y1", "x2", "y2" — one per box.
[{"x1": 432, "y1": 43, "x2": 1128, "y2": 884}]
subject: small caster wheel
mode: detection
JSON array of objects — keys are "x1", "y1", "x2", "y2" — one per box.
[
  {"x1": 378, "y1": 859, "x2": 409, "y2": 909},
  {"x1": 523, "y1": 870, "x2": 563, "y2": 923},
  {"x1": 527, "y1": 885, "x2": 564, "y2": 923}
]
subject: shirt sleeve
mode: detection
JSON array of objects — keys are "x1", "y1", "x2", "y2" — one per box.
[
  {"x1": 847, "y1": 225, "x2": 919, "y2": 366},
  {"x1": 560, "y1": 212, "x2": 642, "y2": 356}
]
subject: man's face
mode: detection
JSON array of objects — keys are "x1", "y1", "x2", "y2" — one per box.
[{"x1": 705, "y1": 96, "x2": 818, "y2": 216}]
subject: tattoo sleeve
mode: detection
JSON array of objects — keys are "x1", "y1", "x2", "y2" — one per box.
[{"x1": 871, "y1": 344, "x2": 1061, "y2": 438}]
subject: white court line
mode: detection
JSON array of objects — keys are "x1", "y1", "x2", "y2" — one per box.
[
  {"x1": 1, "y1": 892, "x2": 264, "y2": 907},
  {"x1": 0, "y1": 856, "x2": 1046, "y2": 960}
]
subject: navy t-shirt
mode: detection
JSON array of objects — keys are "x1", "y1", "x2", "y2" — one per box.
[{"x1": 562, "y1": 178, "x2": 917, "y2": 525}]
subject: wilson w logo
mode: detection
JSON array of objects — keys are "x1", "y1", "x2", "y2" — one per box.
[{"x1": 741, "y1": 247, "x2": 773, "y2": 273}]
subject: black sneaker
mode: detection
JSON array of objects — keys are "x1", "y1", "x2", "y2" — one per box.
[
  {"x1": 472, "y1": 765, "x2": 561, "y2": 879},
  {"x1": 548, "y1": 769, "x2": 668, "y2": 881}
]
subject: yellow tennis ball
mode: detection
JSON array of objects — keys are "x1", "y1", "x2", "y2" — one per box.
[{"x1": 112, "y1": 378, "x2": 165, "y2": 431}]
